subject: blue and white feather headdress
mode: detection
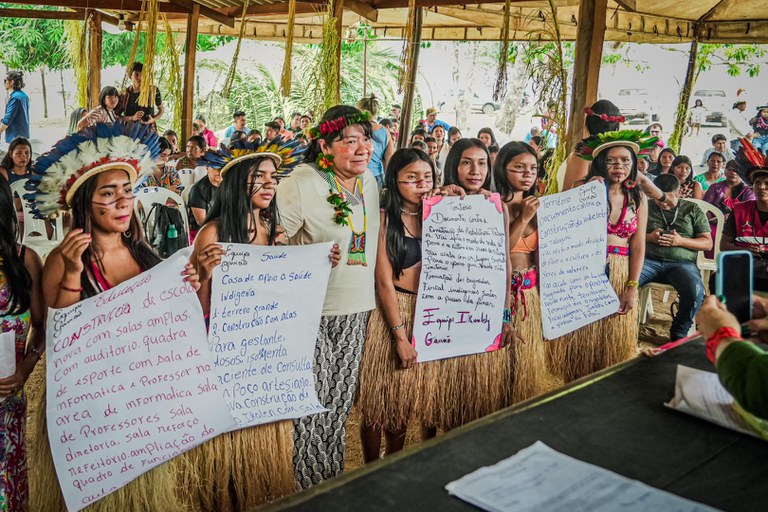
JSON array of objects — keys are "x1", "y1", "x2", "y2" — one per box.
[
  {"x1": 198, "y1": 137, "x2": 306, "y2": 178},
  {"x1": 25, "y1": 122, "x2": 161, "y2": 218}
]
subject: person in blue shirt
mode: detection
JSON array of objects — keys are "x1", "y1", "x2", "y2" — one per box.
[
  {"x1": 224, "y1": 110, "x2": 248, "y2": 140},
  {"x1": 425, "y1": 107, "x2": 451, "y2": 134},
  {"x1": 0, "y1": 71, "x2": 30, "y2": 148}
]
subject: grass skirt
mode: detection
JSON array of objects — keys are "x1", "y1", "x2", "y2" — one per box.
[
  {"x1": 546, "y1": 254, "x2": 637, "y2": 382},
  {"x1": 356, "y1": 292, "x2": 419, "y2": 432},
  {"x1": 509, "y1": 279, "x2": 548, "y2": 404},
  {"x1": 29, "y1": 378, "x2": 184, "y2": 512},
  {"x1": 177, "y1": 421, "x2": 295, "y2": 511}
]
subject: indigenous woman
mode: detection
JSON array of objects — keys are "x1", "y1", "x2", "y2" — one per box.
[
  {"x1": 27, "y1": 122, "x2": 199, "y2": 511},
  {"x1": 477, "y1": 127, "x2": 497, "y2": 148},
  {"x1": 694, "y1": 151, "x2": 726, "y2": 192},
  {"x1": 704, "y1": 159, "x2": 756, "y2": 216},
  {"x1": 77, "y1": 86, "x2": 119, "y2": 130},
  {"x1": 135, "y1": 137, "x2": 182, "y2": 194},
  {"x1": 419, "y1": 139, "x2": 519, "y2": 430},
  {"x1": 671, "y1": 155, "x2": 704, "y2": 199},
  {"x1": 357, "y1": 149, "x2": 436, "y2": 461},
  {"x1": 549, "y1": 132, "x2": 649, "y2": 381},
  {"x1": 0, "y1": 177, "x2": 45, "y2": 512},
  {"x1": 276, "y1": 105, "x2": 379, "y2": 488},
  {"x1": 182, "y1": 138, "x2": 335, "y2": 510},
  {"x1": 0, "y1": 137, "x2": 32, "y2": 184},
  {"x1": 653, "y1": 147, "x2": 676, "y2": 176},
  {"x1": 721, "y1": 140, "x2": 768, "y2": 293},
  {"x1": 493, "y1": 142, "x2": 548, "y2": 403}
]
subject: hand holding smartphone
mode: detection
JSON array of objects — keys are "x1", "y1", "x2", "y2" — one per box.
[{"x1": 716, "y1": 251, "x2": 753, "y2": 324}]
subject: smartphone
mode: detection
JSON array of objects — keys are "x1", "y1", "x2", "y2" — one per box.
[{"x1": 716, "y1": 251, "x2": 753, "y2": 324}]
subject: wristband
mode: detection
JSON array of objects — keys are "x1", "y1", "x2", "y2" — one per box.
[
  {"x1": 503, "y1": 308, "x2": 512, "y2": 324},
  {"x1": 626, "y1": 280, "x2": 639, "y2": 289},
  {"x1": 705, "y1": 326, "x2": 741, "y2": 364},
  {"x1": 25, "y1": 346, "x2": 41, "y2": 360},
  {"x1": 390, "y1": 324, "x2": 405, "y2": 332},
  {"x1": 59, "y1": 282, "x2": 83, "y2": 293},
  {"x1": 658, "y1": 192, "x2": 667, "y2": 203}
]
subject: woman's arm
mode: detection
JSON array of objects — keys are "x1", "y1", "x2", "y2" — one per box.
[
  {"x1": 383, "y1": 128, "x2": 395, "y2": 173},
  {"x1": 15, "y1": 249, "x2": 45, "y2": 384},
  {"x1": 692, "y1": 181, "x2": 704, "y2": 200},
  {"x1": 562, "y1": 153, "x2": 589, "y2": 191},
  {"x1": 43, "y1": 229, "x2": 91, "y2": 308},
  {"x1": 507, "y1": 196, "x2": 539, "y2": 251},
  {"x1": 374, "y1": 212, "x2": 417, "y2": 368},
  {"x1": 638, "y1": 173, "x2": 664, "y2": 203},
  {"x1": 620, "y1": 197, "x2": 647, "y2": 314},
  {"x1": 191, "y1": 222, "x2": 223, "y2": 317}
]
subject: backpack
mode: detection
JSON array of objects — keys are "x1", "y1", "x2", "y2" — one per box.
[{"x1": 142, "y1": 203, "x2": 189, "y2": 258}]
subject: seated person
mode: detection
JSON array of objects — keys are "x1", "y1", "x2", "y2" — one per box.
[
  {"x1": 247, "y1": 129, "x2": 261, "y2": 143},
  {"x1": 163, "y1": 129, "x2": 181, "y2": 156},
  {"x1": 704, "y1": 159, "x2": 755, "y2": 216},
  {"x1": 720, "y1": 140, "x2": 768, "y2": 292},
  {"x1": 175, "y1": 135, "x2": 206, "y2": 171},
  {"x1": 701, "y1": 133, "x2": 736, "y2": 164},
  {"x1": 411, "y1": 140, "x2": 428, "y2": 152},
  {"x1": 187, "y1": 164, "x2": 222, "y2": 238},
  {"x1": 640, "y1": 174, "x2": 712, "y2": 341},
  {"x1": 697, "y1": 295, "x2": 768, "y2": 419},
  {"x1": 135, "y1": 137, "x2": 182, "y2": 195},
  {"x1": 637, "y1": 154, "x2": 650, "y2": 176},
  {"x1": 410, "y1": 127, "x2": 427, "y2": 144},
  {"x1": 694, "y1": 151, "x2": 726, "y2": 192}
]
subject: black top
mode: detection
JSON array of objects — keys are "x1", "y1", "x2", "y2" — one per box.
[
  {"x1": 724, "y1": 208, "x2": 768, "y2": 291},
  {"x1": 402, "y1": 236, "x2": 421, "y2": 269},
  {"x1": 118, "y1": 85, "x2": 162, "y2": 122},
  {"x1": 187, "y1": 177, "x2": 219, "y2": 231}
]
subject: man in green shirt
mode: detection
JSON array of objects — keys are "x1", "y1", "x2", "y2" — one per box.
[{"x1": 641, "y1": 174, "x2": 712, "y2": 340}]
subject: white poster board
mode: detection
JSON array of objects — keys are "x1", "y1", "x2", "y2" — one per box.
[
  {"x1": 209, "y1": 243, "x2": 330, "y2": 428},
  {"x1": 412, "y1": 194, "x2": 507, "y2": 363},
  {"x1": 46, "y1": 251, "x2": 235, "y2": 512},
  {"x1": 538, "y1": 181, "x2": 620, "y2": 339}
]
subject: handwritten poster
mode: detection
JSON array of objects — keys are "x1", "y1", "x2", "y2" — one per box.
[
  {"x1": 412, "y1": 194, "x2": 507, "y2": 362},
  {"x1": 209, "y1": 243, "x2": 331, "y2": 428},
  {"x1": 46, "y1": 251, "x2": 235, "y2": 512},
  {"x1": 538, "y1": 180, "x2": 620, "y2": 339}
]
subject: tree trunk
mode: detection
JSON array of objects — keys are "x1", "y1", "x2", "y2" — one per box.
[
  {"x1": 59, "y1": 69, "x2": 67, "y2": 116},
  {"x1": 495, "y1": 43, "x2": 527, "y2": 136},
  {"x1": 452, "y1": 42, "x2": 479, "y2": 131},
  {"x1": 668, "y1": 38, "x2": 699, "y2": 153},
  {"x1": 40, "y1": 67, "x2": 49, "y2": 118}
]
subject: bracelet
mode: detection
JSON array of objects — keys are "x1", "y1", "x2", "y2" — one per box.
[
  {"x1": 502, "y1": 308, "x2": 512, "y2": 324},
  {"x1": 25, "y1": 346, "x2": 41, "y2": 360},
  {"x1": 626, "y1": 280, "x2": 639, "y2": 289},
  {"x1": 705, "y1": 326, "x2": 741, "y2": 364},
  {"x1": 59, "y1": 282, "x2": 83, "y2": 293},
  {"x1": 390, "y1": 324, "x2": 405, "y2": 332},
  {"x1": 658, "y1": 192, "x2": 667, "y2": 203}
]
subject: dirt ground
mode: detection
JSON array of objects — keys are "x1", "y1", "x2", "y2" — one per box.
[{"x1": 24, "y1": 289, "x2": 676, "y2": 474}]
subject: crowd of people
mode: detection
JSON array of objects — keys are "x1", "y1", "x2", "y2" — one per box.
[{"x1": 0, "y1": 64, "x2": 766, "y2": 511}]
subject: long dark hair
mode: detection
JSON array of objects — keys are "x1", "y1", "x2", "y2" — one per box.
[
  {"x1": 304, "y1": 105, "x2": 373, "y2": 164},
  {"x1": 0, "y1": 137, "x2": 32, "y2": 172},
  {"x1": 671, "y1": 155, "x2": 694, "y2": 184},
  {"x1": 477, "y1": 127, "x2": 497, "y2": 146},
  {"x1": 70, "y1": 172, "x2": 161, "y2": 298},
  {"x1": 205, "y1": 157, "x2": 279, "y2": 245},
  {"x1": 99, "y1": 86, "x2": 119, "y2": 109},
  {"x1": 588, "y1": 145, "x2": 642, "y2": 213},
  {"x1": 382, "y1": 148, "x2": 436, "y2": 278},
  {"x1": 0, "y1": 179, "x2": 30, "y2": 314},
  {"x1": 658, "y1": 147, "x2": 676, "y2": 169},
  {"x1": 493, "y1": 141, "x2": 538, "y2": 198},
  {"x1": 585, "y1": 99, "x2": 622, "y2": 136},
  {"x1": 443, "y1": 138, "x2": 493, "y2": 191}
]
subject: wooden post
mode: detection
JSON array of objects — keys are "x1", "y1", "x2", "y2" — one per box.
[
  {"x1": 668, "y1": 37, "x2": 699, "y2": 152},
  {"x1": 566, "y1": 0, "x2": 606, "y2": 151},
  {"x1": 333, "y1": 0, "x2": 345, "y2": 104},
  {"x1": 87, "y1": 10, "x2": 103, "y2": 109},
  {"x1": 397, "y1": 7, "x2": 423, "y2": 149},
  {"x1": 182, "y1": 3, "x2": 200, "y2": 142}
]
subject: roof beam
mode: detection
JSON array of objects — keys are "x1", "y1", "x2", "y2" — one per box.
[
  {"x1": 614, "y1": 0, "x2": 636, "y2": 11},
  {"x1": 174, "y1": 0, "x2": 235, "y2": 27},
  {"x1": 434, "y1": 6, "x2": 503, "y2": 27},
  {"x1": 697, "y1": 0, "x2": 732, "y2": 22},
  {"x1": 0, "y1": 7, "x2": 83, "y2": 19},
  {"x1": 346, "y1": 0, "x2": 378, "y2": 21},
  {"x1": 223, "y1": 2, "x2": 320, "y2": 17}
]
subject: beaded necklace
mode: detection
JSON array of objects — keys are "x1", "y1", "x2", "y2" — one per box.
[{"x1": 330, "y1": 174, "x2": 368, "y2": 266}]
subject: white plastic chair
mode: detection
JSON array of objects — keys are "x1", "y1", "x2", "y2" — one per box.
[
  {"x1": 133, "y1": 187, "x2": 190, "y2": 241},
  {"x1": 177, "y1": 168, "x2": 196, "y2": 188},
  {"x1": 10, "y1": 180, "x2": 64, "y2": 261},
  {"x1": 193, "y1": 166, "x2": 208, "y2": 183},
  {"x1": 637, "y1": 198, "x2": 723, "y2": 336}
]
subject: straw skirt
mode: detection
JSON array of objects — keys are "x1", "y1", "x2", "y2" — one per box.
[{"x1": 508, "y1": 274, "x2": 548, "y2": 404}]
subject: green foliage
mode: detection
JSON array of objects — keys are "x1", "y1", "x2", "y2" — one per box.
[
  {"x1": 0, "y1": 9, "x2": 67, "y2": 71},
  {"x1": 103, "y1": 32, "x2": 231, "y2": 69}
]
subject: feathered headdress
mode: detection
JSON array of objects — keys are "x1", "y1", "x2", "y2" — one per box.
[
  {"x1": 25, "y1": 122, "x2": 161, "y2": 219},
  {"x1": 198, "y1": 137, "x2": 306, "y2": 178},
  {"x1": 576, "y1": 130, "x2": 658, "y2": 161},
  {"x1": 733, "y1": 138, "x2": 768, "y2": 184}
]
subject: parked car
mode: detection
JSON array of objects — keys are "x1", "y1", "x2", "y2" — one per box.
[
  {"x1": 691, "y1": 89, "x2": 728, "y2": 127},
  {"x1": 617, "y1": 88, "x2": 657, "y2": 124},
  {"x1": 471, "y1": 94, "x2": 500, "y2": 114}
]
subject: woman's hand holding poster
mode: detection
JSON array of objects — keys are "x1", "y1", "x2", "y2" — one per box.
[
  {"x1": 412, "y1": 194, "x2": 507, "y2": 362},
  {"x1": 209, "y1": 243, "x2": 330, "y2": 427},
  {"x1": 538, "y1": 181, "x2": 620, "y2": 339},
  {"x1": 46, "y1": 251, "x2": 235, "y2": 512}
]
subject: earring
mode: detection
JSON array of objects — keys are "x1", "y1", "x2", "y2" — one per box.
[
  {"x1": 123, "y1": 230, "x2": 132, "y2": 238},
  {"x1": 623, "y1": 179, "x2": 636, "y2": 190}
]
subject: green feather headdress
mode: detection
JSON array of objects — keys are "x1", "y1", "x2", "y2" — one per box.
[{"x1": 576, "y1": 130, "x2": 658, "y2": 161}]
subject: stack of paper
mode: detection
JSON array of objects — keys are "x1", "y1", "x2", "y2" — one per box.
[{"x1": 445, "y1": 442, "x2": 717, "y2": 512}]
